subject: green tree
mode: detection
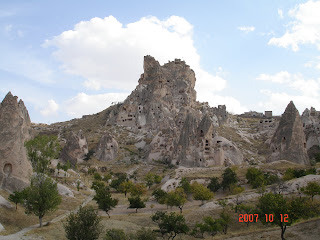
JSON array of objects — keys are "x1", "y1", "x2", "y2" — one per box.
[
  {"x1": 191, "y1": 182, "x2": 214, "y2": 204},
  {"x1": 145, "y1": 173, "x2": 155, "y2": 188},
  {"x1": 110, "y1": 173, "x2": 127, "y2": 190},
  {"x1": 64, "y1": 206, "x2": 103, "y2": 240},
  {"x1": 57, "y1": 162, "x2": 62, "y2": 175},
  {"x1": 257, "y1": 193, "x2": 299, "y2": 240},
  {"x1": 104, "y1": 228, "x2": 127, "y2": 240},
  {"x1": 192, "y1": 216, "x2": 223, "y2": 238},
  {"x1": 84, "y1": 149, "x2": 95, "y2": 162},
  {"x1": 128, "y1": 196, "x2": 146, "y2": 213},
  {"x1": 221, "y1": 168, "x2": 238, "y2": 191},
  {"x1": 179, "y1": 177, "x2": 192, "y2": 194},
  {"x1": 166, "y1": 188, "x2": 187, "y2": 213},
  {"x1": 25, "y1": 134, "x2": 61, "y2": 174},
  {"x1": 154, "y1": 174, "x2": 162, "y2": 184},
  {"x1": 91, "y1": 180, "x2": 105, "y2": 192},
  {"x1": 24, "y1": 174, "x2": 61, "y2": 227},
  {"x1": 238, "y1": 204, "x2": 255, "y2": 227},
  {"x1": 207, "y1": 177, "x2": 221, "y2": 193},
  {"x1": 152, "y1": 188, "x2": 168, "y2": 204},
  {"x1": 132, "y1": 228, "x2": 157, "y2": 240},
  {"x1": 93, "y1": 172, "x2": 102, "y2": 181},
  {"x1": 246, "y1": 167, "x2": 265, "y2": 188},
  {"x1": 282, "y1": 168, "x2": 295, "y2": 181},
  {"x1": 119, "y1": 180, "x2": 134, "y2": 197},
  {"x1": 151, "y1": 211, "x2": 189, "y2": 240},
  {"x1": 231, "y1": 184, "x2": 245, "y2": 213},
  {"x1": 302, "y1": 181, "x2": 320, "y2": 201},
  {"x1": 219, "y1": 211, "x2": 231, "y2": 234},
  {"x1": 130, "y1": 183, "x2": 147, "y2": 197},
  {"x1": 8, "y1": 191, "x2": 25, "y2": 210},
  {"x1": 93, "y1": 185, "x2": 118, "y2": 218}
]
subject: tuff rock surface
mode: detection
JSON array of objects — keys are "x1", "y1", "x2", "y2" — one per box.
[
  {"x1": 60, "y1": 130, "x2": 88, "y2": 166},
  {"x1": 108, "y1": 56, "x2": 236, "y2": 167},
  {"x1": 95, "y1": 132, "x2": 119, "y2": 162},
  {"x1": 0, "y1": 92, "x2": 33, "y2": 191},
  {"x1": 301, "y1": 107, "x2": 320, "y2": 151},
  {"x1": 269, "y1": 101, "x2": 309, "y2": 165}
]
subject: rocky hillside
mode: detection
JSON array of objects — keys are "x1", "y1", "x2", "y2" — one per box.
[{"x1": 28, "y1": 55, "x2": 315, "y2": 169}]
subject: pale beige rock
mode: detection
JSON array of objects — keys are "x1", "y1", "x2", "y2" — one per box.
[
  {"x1": 60, "y1": 130, "x2": 88, "y2": 166},
  {"x1": 0, "y1": 194, "x2": 12, "y2": 208},
  {"x1": 0, "y1": 92, "x2": 33, "y2": 191},
  {"x1": 95, "y1": 132, "x2": 118, "y2": 162},
  {"x1": 269, "y1": 101, "x2": 309, "y2": 165}
]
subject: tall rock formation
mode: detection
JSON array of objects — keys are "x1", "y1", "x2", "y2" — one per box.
[
  {"x1": 301, "y1": 107, "x2": 320, "y2": 150},
  {"x1": 60, "y1": 130, "x2": 88, "y2": 166},
  {"x1": 0, "y1": 92, "x2": 33, "y2": 191},
  {"x1": 95, "y1": 132, "x2": 118, "y2": 162},
  {"x1": 108, "y1": 56, "x2": 240, "y2": 167},
  {"x1": 269, "y1": 101, "x2": 309, "y2": 165},
  {"x1": 114, "y1": 56, "x2": 198, "y2": 130}
]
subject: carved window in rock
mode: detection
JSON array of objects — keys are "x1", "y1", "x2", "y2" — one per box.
[
  {"x1": 200, "y1": 130, "x2": 204, "y2": 137},
  {"x1": 282, "y1": 137, "x2": 286, "y2": 142},
  {"x1": 3, "y1": 163, "x2": 13, "y2": 177},
  {"x1": 304, "y1": 143, "x2": 306, "y2": 148}
]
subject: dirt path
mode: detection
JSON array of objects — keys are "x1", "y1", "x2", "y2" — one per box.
[{"x1": 0, "y1": 191, "x2": 94, "y2": 240}]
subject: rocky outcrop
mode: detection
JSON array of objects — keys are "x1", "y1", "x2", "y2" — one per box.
[
  {"x1": 60, "y1": 130, "x2": 88, "y2": 166},
  {"x1": 211, "y1": 136, "x2": 244, "y2": 166},
  {"x1": 106, "y1": 56, "x2": 241, "y2": 167},
  {"x1": 0, "y1": 92, "x2": 33, "y2": 191},
  {"x1": 95, "y1": 132, "x2": 118, "y2": 162},
  {"x1": 114, "y1": 56, "x2": 198, "y2": 130},
  {"x1": 0, "y1": 194, "x2": 12, "y2": 208},
  {"x1": 269, "y1": 101, "x2": 309, "y2": 165},
  {"x1": 301, "y1": 107, "x2": 320, "y2": 151}
]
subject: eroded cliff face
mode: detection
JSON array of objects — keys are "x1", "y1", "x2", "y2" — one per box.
[
  {"x1": 0, "y1": 92, "x2": 33, "y2": 191},
  {"x1": 95, "y1": 132, "x2": 118, "y2": 162},
  {"x1": 107, "y1": 56, "x2": 240, "y2": 167},
  {"x1": 301, "y1": 108, "x2": 320, "y2": 150},
  {"x1": 269, "y1": 101, "x2": 309, "y2": 165},
  {"x1": 60, "y1": 130, "x2": 88, "y2": 166}
]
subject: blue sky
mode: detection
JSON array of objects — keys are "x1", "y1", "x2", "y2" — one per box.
[{"x1": 1, "y1": 0, "x2": 320, "y2": 123}]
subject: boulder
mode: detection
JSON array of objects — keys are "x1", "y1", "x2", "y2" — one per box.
[
  {"x1": 0, "y1": 222, "x2": 4, "y2": 233},
  {"x1": 57, "y1": 183, "x2": 74, "y2": 197},
  {"x1": 0, "y1": 194, "x2": 12, "y2": 208},
  {"x1": 0, "y1": 92, "x2": 33, "y2": 192}
]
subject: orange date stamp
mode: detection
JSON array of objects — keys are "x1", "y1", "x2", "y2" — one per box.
[{"x1": 239, "y1": 214, "x2": 289, "y2": 223}]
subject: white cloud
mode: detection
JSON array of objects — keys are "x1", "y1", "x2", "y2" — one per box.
[
  {"x1": 257, "y1": 71, "x2": 320, "y2": 97},
  {"x1": 40, "y1": 99, "x2": 59, "y2": 117},
  {"x1": 64, "y1": 92, "x2": 129, "y2": 118},
  {"x1": 4, "y1": 24, "x2": 12, "y2": 34},
  {"x1": 269, "y1": 0, "x2": 320, "y2": 51},
  {"x1": 258, "y1": 90, "x2": 320, "y2": 115},
  {"x1": 257, "y1": 71, "x2": 292, "y2": 83},
  {"x1": 278, "y1": 9, "x2": 284, "y2": 19},
  {"x1": 237, "y1": 26, "x2": 255, "y2": 33},
  {"x1": 44, "y1": 16, "x2": 227, "y2": 94},
  {"x1": 304, "y1": 56, "x2": 320, "y2": 69},
  {"x1": 257, "y1": 71, "x2": 320, "y2": 114}
]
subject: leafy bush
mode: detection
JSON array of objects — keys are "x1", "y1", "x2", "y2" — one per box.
[
  {"x1": 64, "y1": 206, "x2": 103, "y2": 240},
  {"x1": 104, "y1": 228, "x2": 126, "y2": 240}
]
